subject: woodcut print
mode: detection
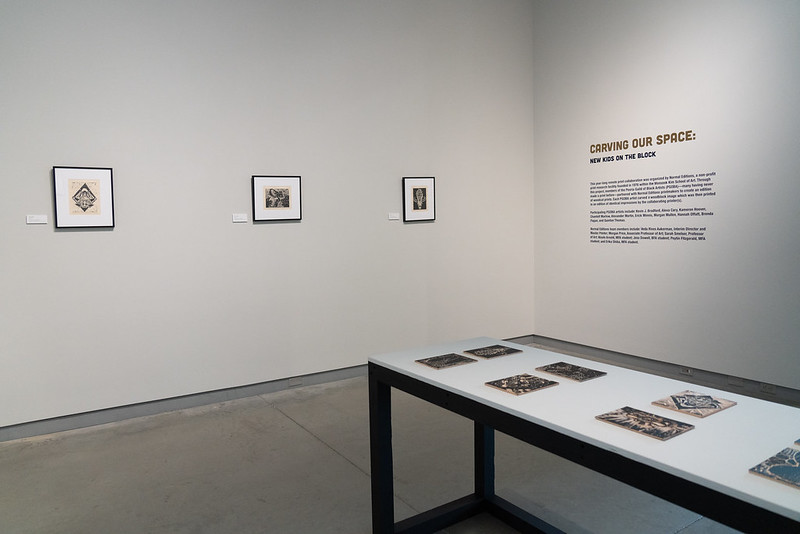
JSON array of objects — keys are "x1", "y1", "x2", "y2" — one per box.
[
  {"x1": 264, "y1": 186, "x2": 291, "y2": 209},
  {"x1": 415, "y1": 353, "x2": 477, "y2": 370},
  {"x1": 485, "y1": 374, "x2": 558, "y2": 395},
  {"x1": 465, "y1": 345, "x2": 522, "y2": 359},
  {"x1": 651, "y1": 390, "x2": 736, "y2": 418},
  {"x1": 595, "y1": 406, "x2": 694, "y2": 441},
  {"x1": 749, "y1": 448, "x2": 800, "y2": 490},
  {"x1": 412, "y1": 186, "x2": 427, "y2": 211},
  {"x1": 536, "y1": 362, "x2": 606, "y2": 382},
  {"x1": 68, "y1": 179, "x2": 101, "y2": 215}
]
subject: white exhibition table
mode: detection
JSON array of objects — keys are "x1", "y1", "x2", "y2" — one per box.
[{"x1": 368, "y1": 337, "x2": 800, "y2": 532}]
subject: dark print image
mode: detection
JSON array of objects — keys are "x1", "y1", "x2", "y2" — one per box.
[
  {"x1": 749, "y1": 448, "x2": 800, "y2": 490},
  {"x1": 485, "y1": 374, "x2": 558, "y2": 395},
  {"x1": 465, "y1": 345, "x2": 522, "y2": 359},
  {"x1": 265, "y1": 187, "x2": 291, "y2": 208},
  {"x1": 71, "y1": 183, "x2": 97, "y2": 212},
  {"x1": 413, "y1": 187, "x2": 427, "y2": 210},
  {"x1": 596, "y1": 406, "x2": 694, "y2": 441},
  {"x1": 651, "y1": 390, "x2": 736, "y2": 418},
  {"x1": 416, "y1": 353, "x2": 477, "y2": 370},
  {"x1": 68, "y1": 179, "x2": 101, "y2": 216},
  {"x1": 536, "y1": 362, "x2": 607, "y2": 382}
]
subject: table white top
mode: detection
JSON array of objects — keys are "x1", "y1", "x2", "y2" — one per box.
[{"x1": 369, "y1": 337, "x2": 800, "y2": 521}]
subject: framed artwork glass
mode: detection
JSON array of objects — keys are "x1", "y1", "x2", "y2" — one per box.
[
  {"x1": 53, "y1": 166, "x2": 115, "y2": 228},
  {"x1": 403, "y1": 177, "x2": 435, "y2": 222},
  {"x1": 252, "y1": 175, "x2": 302, "y2": 221}
]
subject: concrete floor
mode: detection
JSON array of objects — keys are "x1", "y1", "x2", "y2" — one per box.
[{"x1": 0, "y1": 376, "x2": 741, "y2": 533}]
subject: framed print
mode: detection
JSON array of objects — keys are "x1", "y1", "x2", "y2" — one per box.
[
  {"x1": 252, "y1": 175, "x2": 302, "y2": 221},
  {"x1": 53, "y1": 166, "x2": 115, "y2": 228},
  {"x1": 403, "y1": 177, "x2": 435, "y2": 222}
]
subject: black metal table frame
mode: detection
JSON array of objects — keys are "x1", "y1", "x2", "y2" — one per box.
[{"x1": 368, "y1": 361, "x2": 797, "y2": 534}]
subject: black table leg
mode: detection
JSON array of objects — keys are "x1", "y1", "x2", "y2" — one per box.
[
  {"x1": 369, "y1": 369, "x2": 394, "y2": 533},
  {"x1": 474, "y1": 421, "x2": 495, "y2": 500}
]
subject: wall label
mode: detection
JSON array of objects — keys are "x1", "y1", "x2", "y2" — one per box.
[{"x1": 588, "y1": 172, "x2": 716, "y2": 245}]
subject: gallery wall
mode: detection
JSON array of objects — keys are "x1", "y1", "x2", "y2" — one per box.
[
  {"x1": 532, "y1": 1, "x2": 800, "y2": 389},
  {"x1": 0, "y1": 0, "x2": 536, "y2": 427}
]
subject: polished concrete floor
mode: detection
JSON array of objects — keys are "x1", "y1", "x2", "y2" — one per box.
[{"x1": 0, "y1": 376, "x2": 741, "y2": 533}]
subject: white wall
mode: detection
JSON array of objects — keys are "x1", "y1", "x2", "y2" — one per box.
[
  {"x1": 0, "y1": 0, "x2": 536, "y2": 427},
  {"x1": 532, "y1": 1, "x2": 800, "y2": 389}
]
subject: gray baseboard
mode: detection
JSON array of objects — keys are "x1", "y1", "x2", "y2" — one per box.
[
  {"x1": 506, "y1": 334, "x2": 800, "y2": 408},
  {"x1": 0, "y1": 365, "x2": 366, "y2": 443}
]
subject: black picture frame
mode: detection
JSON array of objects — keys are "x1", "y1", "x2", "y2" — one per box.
[
  {"x1": 252, "y1": 175, "x2": 302, "y2": 221},
  {"x1": 53, "y1": 166, "x2": 115, "y2": 228},
  {"x1": 402, "y1": 177, "x2": 435, "y2": 222}
]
